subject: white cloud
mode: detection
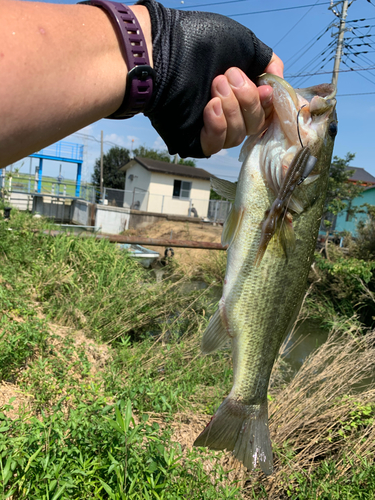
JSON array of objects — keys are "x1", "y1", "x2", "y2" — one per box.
[
  {"x1": 195, "y1": 148, "x2": 241, "y2": 180},
  {"x1": 152, "y1": 136, "x2": 168, "y2": 151},
  {"x1": 104, "y1": 133, "x2": 126, "y2": 147}
]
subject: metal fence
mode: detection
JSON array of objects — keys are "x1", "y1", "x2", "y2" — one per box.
[
  {"x1": 207, "y1": 200, "x2": 232, "y2": 222},
  {"x1": 103, "y1": 187, "x2": 149, "y2": 210},
  {"x1": 102, "y1": 187, "x2": 233, "y2": 221},
  {"x1": 102, "y1": 187, "x2": 206, "y2": 217},
  {"x1": 0, "y1": 174, "x2": 96, "y2": 203},
  {"x1": 30, "y1": 141, "x2": 84, "y2": 162}
]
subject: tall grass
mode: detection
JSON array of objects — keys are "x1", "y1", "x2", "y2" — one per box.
[{"x1": 1, "y1": 208, "x2": 375, "y2": 498}]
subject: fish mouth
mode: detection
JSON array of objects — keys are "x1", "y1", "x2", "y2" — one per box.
[
  {"x1": 258, "y1": 73, "x2": 336, "y2": 106},
  {"x1": 257, "y1": 73, "x2": 336, "y2": 147}
]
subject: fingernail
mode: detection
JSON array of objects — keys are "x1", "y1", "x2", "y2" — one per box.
[
  {"x1": 227, "y1": 68, "x2": 245, "y2": 88},
  {"x1": 216, "y1": 78, "x2": 231, "y2": 97},
  {"x1": 213, "y1": 100, "x2": 222, "y2": 116}
]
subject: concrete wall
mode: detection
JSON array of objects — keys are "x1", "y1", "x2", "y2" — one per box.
[
  {"x1": 71, "y1": 199, "x2": 91, "y2": 226},
  {"x1": 95, "y1": 205, "x2": 130, "y2": 234},
  {"x1": 128, "y1": 210, "x2": 203, "y2": 230},
  {"x1": 8, "y1": 192, "x2": 33, "y2": 211},
  {"x1": 32, "y1": 195, "x2": 72, "y2": 222}
]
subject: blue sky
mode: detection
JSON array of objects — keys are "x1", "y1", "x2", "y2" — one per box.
[{"x1": 13, "y1": 0, "x2": 375, "y2": 183}]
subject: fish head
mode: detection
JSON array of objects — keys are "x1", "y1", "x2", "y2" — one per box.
[{"x1": 255, "y1": 74, "x2": 337, "y2": 175}]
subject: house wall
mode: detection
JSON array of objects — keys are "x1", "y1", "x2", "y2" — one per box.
[
  {"x1": 335, "y1": 188, "x2": 375, "y2": 235},
  {"x1": 148, "y1": 172, "x2": 210, "y2": 217},
  {"x1": 123, "y1": 162, "x2": 151, "y2": 210}
]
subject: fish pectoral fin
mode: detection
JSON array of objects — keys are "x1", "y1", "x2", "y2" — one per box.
[
  {"x1": 193, "y1": 398, "x2": 273, "y2": 475},
  {"x1": 201, "y1": 308, "x2": 229, "y2": 354},
  {"x1": 301, "y1": 173, "x2": 319, "y2": 186},
  {"x1": 210, "y1": 177, "x2": 237, "y2": 201},
  {"x1": 222, "y1": 206, "x2": 244, "y2": 248},
  {"x1": 289, "y1": 175, "x2": 320, "y2": 215},
  {"x1": 278, "y1": 213, "x2": 296, "y2": 261}
]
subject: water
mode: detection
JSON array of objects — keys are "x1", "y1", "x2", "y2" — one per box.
[{"x1": 282, "y1": 319, "x2": 329, "y2": 372}]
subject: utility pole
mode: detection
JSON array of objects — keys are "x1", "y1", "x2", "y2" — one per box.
[
  {"x1": 100, "y1": 130, "x2": 104, "y2": 202},
  {"x1": 330, "y1": 0, "x2": 352, "y2": 88}
]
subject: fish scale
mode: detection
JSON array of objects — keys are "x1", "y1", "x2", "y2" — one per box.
[{"x1": 194, "y1": 74, "x2": 337, "y2": 474}]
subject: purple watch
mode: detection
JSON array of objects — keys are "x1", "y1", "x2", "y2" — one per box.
[{"x1": 79, "y1": 0, "x2": 155, "y2": 119}]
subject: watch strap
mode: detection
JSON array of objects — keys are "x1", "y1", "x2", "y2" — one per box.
[{"x1": 79, "y1": 0, "x2": 155, "y2": 119}]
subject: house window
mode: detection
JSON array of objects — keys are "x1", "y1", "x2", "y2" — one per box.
[{"x1": 173, "y1": 180, "x2": 191, "y2": 199}]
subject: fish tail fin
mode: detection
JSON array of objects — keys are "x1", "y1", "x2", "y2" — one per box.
[{"x1": 193, "y1": 397, "x2": 273, "y2": 475}]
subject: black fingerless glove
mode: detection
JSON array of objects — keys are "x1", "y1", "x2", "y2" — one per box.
[{"x1": 138, "y1": 0, "x2": 273, "y2": 158}]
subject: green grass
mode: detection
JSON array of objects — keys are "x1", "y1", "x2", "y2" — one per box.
[
  {"x1": 1, "y1": 207, "x2": 375, "y2": 499},
  {"x1": 0, "y1": 399, "x2": 241, "y2": 499}
]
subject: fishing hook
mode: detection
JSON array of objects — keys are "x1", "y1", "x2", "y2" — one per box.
[{"x1": 297, "y1": 104, "x2": 307, "y2": 148}]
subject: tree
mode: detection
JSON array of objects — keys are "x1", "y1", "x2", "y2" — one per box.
[
  {"x1": 133, "y1": 145, "x2": 171, "y2": 163},
  {"x1": 133, "y1": 146, "x2": 196, "y2": 167},
  {"x1": 92, "y1": 145, "x2": 197, "y2": 191},
  {"x1": 323, "y1": 153, "x2": 364, "y2": 229},
  {"x1": 92, "y1": 146, "x2": 130, "y2": 190}
]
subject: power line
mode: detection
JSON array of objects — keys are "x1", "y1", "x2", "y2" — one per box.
[
  {"x1": 229, "y1": 3, "x2": 330, "y2": 18},
  {"x1": 174, "y1": 1, "x2": 330, "y2": 15},
  {"x1": 73, "y1": 132, "x2": 125, "y2": 149},
  {"x1": 341, "y1": 59, "x2": 375, "y2": 85},
  {"x1": 285, "y1": 65, "x2": 375, "y2": 78},
  {"x1": 285, "y1": 21, "x2": 334, "y2": 68},
  {"x1": 274, "y1": 0, "x2": 322, "y2": 49}
]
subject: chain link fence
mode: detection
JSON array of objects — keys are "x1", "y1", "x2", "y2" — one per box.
[{"x1": 207, "y1": 200, "x2": 232, "y2": 223}]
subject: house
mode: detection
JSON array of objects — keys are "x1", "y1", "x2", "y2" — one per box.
[
  {"x1": 346, "y1": 167, "x2": 375, "y2": 187},
  {"x1": 333, "y1": 167, "x2": 375, "y2": 235},
  {"x1": 119, "y1": 157, "x2": 212, "y2": 218}
]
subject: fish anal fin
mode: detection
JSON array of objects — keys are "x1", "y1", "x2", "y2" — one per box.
[
  {"x1": 201, "y1": 308, "x2": 230, "y2": 354},
  {"x1": 193, "y1": 398, "x2": 272, "y2": 475},
  {"x1": 222, "y1": 206, "x2": 244, "y2": 248},
  {"x1": 210, "y1": 177, "x2": 237, "y2": 201}
]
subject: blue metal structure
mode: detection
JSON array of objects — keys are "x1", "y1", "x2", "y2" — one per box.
[{"x1": 30, "y1": 141, "x2": 84, "y2": 197}]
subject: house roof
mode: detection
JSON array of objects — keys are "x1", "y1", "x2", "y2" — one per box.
[
  {"x1": 120, "y1": 157, "x2": 212, "y2": 181},
  {"x1": 347, "y1": 167, "x2": 375, "y2": 185}
]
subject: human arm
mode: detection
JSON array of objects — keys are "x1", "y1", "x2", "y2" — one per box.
[
  {"x1": 0, "y1": 0, "x2": 283, "y2": 167},
  {"x1": 0, "y1": 0, "x2": 151, "y2": 168}
]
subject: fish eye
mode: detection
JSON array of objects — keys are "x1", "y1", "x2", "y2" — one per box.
[{"x1": 328, "y1": 121, "x2": 338, "y2": 138}]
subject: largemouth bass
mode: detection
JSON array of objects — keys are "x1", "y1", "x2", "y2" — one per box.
[{"x1": 193, "y1": 75, "x2": 337, "y2": 474}]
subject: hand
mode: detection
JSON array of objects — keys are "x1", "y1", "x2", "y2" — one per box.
[
  {"x1": 139, "y1": 0, "x2": 276, "y2": 158},
  {"x1": 201, "y1": 53, "x2": 284, "y2": 156}
]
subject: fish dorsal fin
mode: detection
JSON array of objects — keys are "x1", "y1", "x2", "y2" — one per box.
[
  {"x1": 222, "y1": 206, "x2": 244, "y2": 248},
  {"x1": 210, "y1": 177, "x2": 237, "y2": 201}
]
